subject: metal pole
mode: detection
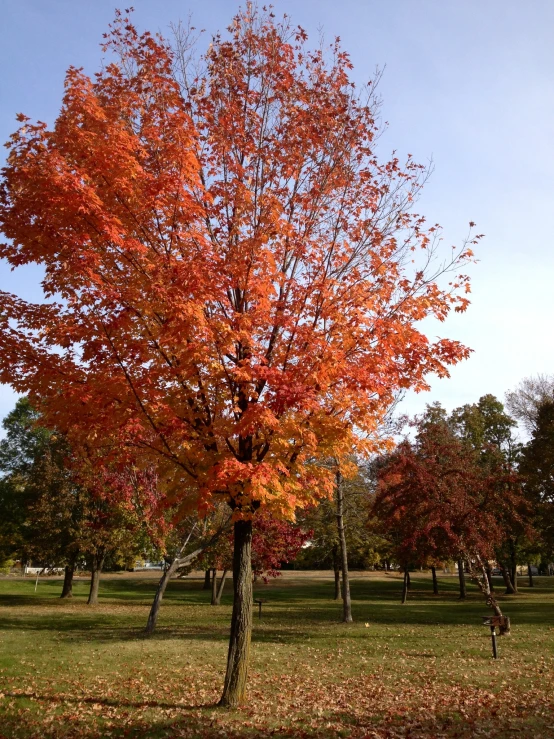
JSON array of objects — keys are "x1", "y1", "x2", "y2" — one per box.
[{"x1": 490, "y1": 625, "x2": 497, "y2": 659}]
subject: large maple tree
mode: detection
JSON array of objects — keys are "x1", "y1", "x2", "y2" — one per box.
[{"x1": 0, "y1": 8, "x2": 477, "y2": 705}]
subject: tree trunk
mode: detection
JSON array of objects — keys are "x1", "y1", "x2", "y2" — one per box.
[
  {"x1": 511, "y1": 564, "x2": 518, "y2": 593},
  {"x1": 431, "y1": 566, "x2": 438, "y2": 595},
  {"x1": 457, "y1": 559, "x2": 466, "y2": 599},
  {"x1": 527, "y1": 563, "x2": 534, "y2": 588},
  {"x1": 485, "y1": 565, "x2": 494, "y2": 592},
  {"x1": 203, "y1": 568, "x2": 212, "y2": 590},
  {"x1": 211, "y1": 568, "x2": 218, "y2": 605},
  {"x1": 219, "y1": 519, "x2": 253, "y2": 708},
  {"x1": 333, "y1": 566, "x2": 341, "y2": 601},
  {"x1": 332, "y1": 545, "x2": 341, "y2": 601},
  {"x1": 144, "y1": 538, "x2": 208, "y2": 634},
  {"x1": 145, "y1": 559, "x2": 180, "y2": 634},
  {"x1": 406, "y1": 570, "x2": 411, "y2": 590},
  {"x1": 467, "y1": 556, "x2": 510, "y2": 635},
  {"x1": 509, "y1": 542, "x2": 518, "y2": 593},
  {"x1": 499, "y1": 562, "x2": 516, "y2": 594},
  {"x1": 335, "y1": 470, "x2": 352, "y2": 623},
  {"x1": 401, "y1": 566, "x2": 409, "y2": 604},
  {"x1": 87, "y1": 552, "x2": 104, "y2": 606},
  {"x1": 60, "y1": 553, "x2": 78, "y2": 599},
  {"x1": 214, "y1": 570, "x2": 228, "y2": 606}
]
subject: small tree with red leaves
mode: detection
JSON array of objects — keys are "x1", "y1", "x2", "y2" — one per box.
[{"x1": 374, "y1": 412, "x2": 525, "y2": 628}]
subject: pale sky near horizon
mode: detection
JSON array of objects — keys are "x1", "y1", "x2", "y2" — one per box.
[{"x1": 1, "y1": 0, "x2": 553, "y2": 437}]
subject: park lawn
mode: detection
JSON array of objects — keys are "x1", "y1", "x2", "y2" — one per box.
[{"x1": 0, "y1": 572, "x2": 553, "y2": 738}]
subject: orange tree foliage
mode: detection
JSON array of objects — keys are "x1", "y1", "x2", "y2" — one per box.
[
  {"x1": 0, "y1": 7, "x2": 478, "y2": 705},
  {"x1": 0, "y1": 8, "x2": 476, "y2": 512}
]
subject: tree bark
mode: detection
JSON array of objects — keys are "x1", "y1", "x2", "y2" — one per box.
[
  {"x1": 431, "y1": 566, "x2": 439, "y2": 595},
  {"x1": 511, "y1": 565, "x2": 518, "y2": 593},
  {"x1": 527, "y1": 563, "x2": 534, "y2": 588},
  {"x1": 457, "y1": 559, "x2": 466, "y2": 599},
  {"x1": 145, "y1": 559, "x2": 179, "y2": 634},
  {"x1": 87, "y1": 552, "x2": 104, "y2": 606},
  {"x1": 499, "y1": 562, "x2": 516, "y2": 594},
  {"x1": 401, "y1": 566, "x2": 409, "y2": 604},
  {"x1": 332, "y1": 545, "x2": 341, "y2": 601},
  {"x1": 145, "y1": 543, "x2": 207, "y2": 634},
  {"x1": 203, "y1": 568, "x2": 212, "y2": 590},
  {"x1": 211, "y1": 568, "x2": 218, "y2": 605},
  {"x1": 213, "y1": 570, "x2": 228, "y2": 606},
  {"x1": 60, "y1": 553, "x2": 78, "y2": 599},
  {"x1": 467, "y1": 556, "x2": 510, "y2": 635},
  {"x1": 406, "y1": 570, "x2": 411, "y2": 590},
  {"x1": 335, "y1": 470, "x2": 352, "y2": 623},
  {"x1": 219, "y1": 519, "x2": 253, "y2": 708},
  {"x1": 485, "y1": 565, "x2": 494, "y2": 592},
  {"x1": 509, "y1": 542, "x2": 518, "y2": 593},
  {"x1": 144, "y1": 522, "x2": 229, "y2": 634}
]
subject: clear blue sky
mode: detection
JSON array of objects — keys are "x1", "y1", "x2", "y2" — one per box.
[{"x1": 1, "y1": 0, "x2": 553, "y2": 433}]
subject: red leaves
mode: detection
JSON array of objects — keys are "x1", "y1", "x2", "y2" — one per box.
[
  {"x1": 200, "y1": 508, "x2": 310, "y2": 577},
  {"x1": 374, "y1": 414, "x2": 526, "y2": 566},
  {"x1": 251, "y1": 512, "x2": 310, "y2": 577}
]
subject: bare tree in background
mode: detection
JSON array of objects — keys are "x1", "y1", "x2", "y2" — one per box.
[{"x1": 506, "y1": 375, "x2": 554, "y2": 435}]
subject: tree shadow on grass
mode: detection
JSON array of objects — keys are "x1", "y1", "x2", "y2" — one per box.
[
  {"x1": 2, "y1": 690, "x2": 202, "y2": 712},
  {"x1": 1, "y1": 588, "x2": 553, "y2": 634},
  {"x1": 1, "y1": 575, "x2": 553, "y2": 650},
  {"x1": 0, "y1": 577, "x2": 213, "y2": 607},
  {"x1": 5, "y1": 573, "x2": 551, "y2": 612},
  {"x1": 0, "y1": 610, "x2": 328, "y2": 646}
]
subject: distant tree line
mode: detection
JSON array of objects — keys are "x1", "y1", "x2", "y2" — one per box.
[{"x1": 1, "y1": 377, "x2": 553, "y2": 631}]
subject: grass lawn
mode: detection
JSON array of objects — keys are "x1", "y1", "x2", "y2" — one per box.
[{"x1": 1, "y1": 570, "x2": 553, "y2": 738}]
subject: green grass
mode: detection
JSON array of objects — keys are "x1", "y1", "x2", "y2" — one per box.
[{"x1": 1, "y1": 571, "x2": 554, "y2": 738}]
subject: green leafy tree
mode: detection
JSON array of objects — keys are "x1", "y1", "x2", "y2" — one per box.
[
  {"x1": 519, "y1": 400, "x2": 554, "y2": 573},
  {"x1": 450, "y1": 395, "x2": 528, "y2": 593},
  {"x1": 298, "y1": 462, "x2": 390, "y2": 599},
  {"x1": 0, "y1": 398, "x2": 54, "y2": 569},
  {"x1": 0, "y1": 398, "x2": 156, "y2": 600}
]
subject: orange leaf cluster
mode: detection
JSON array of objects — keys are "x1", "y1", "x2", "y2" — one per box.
[{"x1": 0, "y1": 8, "x2": 477, "y2": 520}]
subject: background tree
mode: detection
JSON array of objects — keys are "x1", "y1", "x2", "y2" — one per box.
[
  {"x1": 145, "y1": 509, "x2": 232, "y2": 634},
  {"x1": 0, "y1": 399, "x2": 90, "y2": 593},
  {"x1": 519, "y1": 400, "x2": 554, "y2": 573},
  {"x1": 374, "y1": 408, "x2": 524, "y2": 626},
  {"x1": 198, "y1": 510, "x2": 310, "y2": 599},
  {"x1": 251, "y1": 512, "x2": 309, "y2": 580},
  {"x1": 0, "y1": 8, "x2": 477, "y2": 706},
  {"x1": 22, "y1": 439, "x2": 88, "y2": 598},
  {"x1": 450, "y1": 394, "x2": 530, "y2": 593},
  {"x1": 506, "y1": 374, "x2": 554, "y2": 435},
  {"x1": 0, "y1": 399, "x2": 156, "y2": 601},
  {"x1": 76, "y1": 462, "x2": 166, "y2": 605},
  {"x1": 0, "y1": 398, "x2": 50, "y2": 569},
  {"x1": 297, "y1": 463, "x2": 389, "y2": 600}
]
